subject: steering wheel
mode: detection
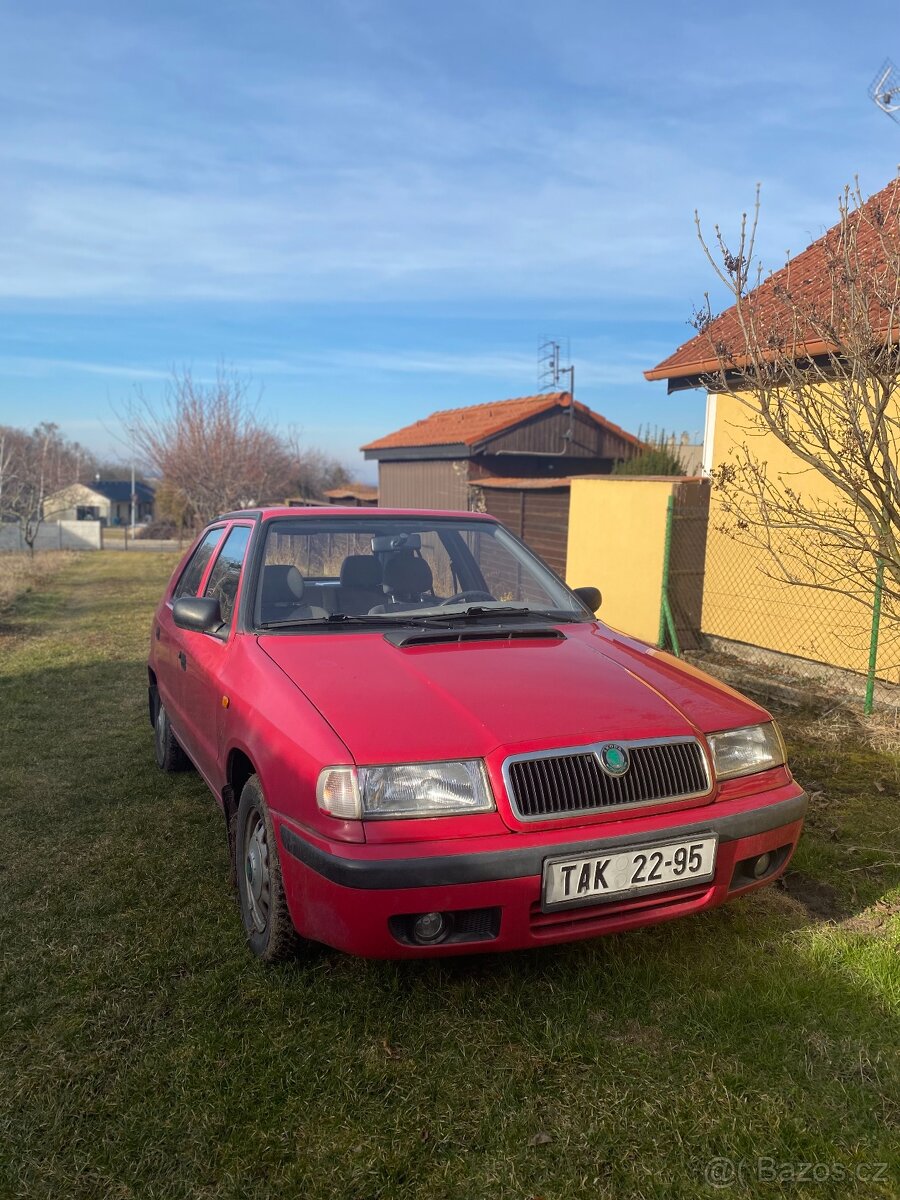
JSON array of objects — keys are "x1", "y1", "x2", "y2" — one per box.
[{"x1": 439, "y1": 590, "x2": 495, "y2": 606}]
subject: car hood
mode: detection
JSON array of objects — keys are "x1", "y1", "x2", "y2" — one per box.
[{"x1": 258, "y1": 623, "x2": 766, "y2": 764}]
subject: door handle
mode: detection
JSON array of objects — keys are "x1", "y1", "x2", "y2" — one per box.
[{"x1": 178, "y1": 651, "x2": 187, "y2": 671}]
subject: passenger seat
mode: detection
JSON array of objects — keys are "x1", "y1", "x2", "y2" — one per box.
[{"x1": 259, "y1": 565, "x2": 328, "y2": 624}]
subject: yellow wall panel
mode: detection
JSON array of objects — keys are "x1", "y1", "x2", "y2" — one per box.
[{"x1": 566, "y1": 477, "x2": 674, "y2": 643}]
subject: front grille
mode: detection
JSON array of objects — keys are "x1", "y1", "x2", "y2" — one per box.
[{"x1": 505, "y1": 739, "x2": 709, "y2": 820}]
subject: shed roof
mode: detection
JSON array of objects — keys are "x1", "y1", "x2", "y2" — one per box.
[
  {"x1": 323, "y1": 483, "x2": 379, "y2": 501},
  {"x1": 361, "y1": 392, "x2": 640, "y2": 454},
  {"x1": 468, "y1": 475, "x2": 571, "y2": 490},
  {"x1": 89, "y1": 480, "x2": 155, "y2": 503}
]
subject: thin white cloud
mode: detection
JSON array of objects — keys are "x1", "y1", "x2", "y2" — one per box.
[
  {"x1": 0, "y1": 357, "x2": 169, "y2": 381},
  {"x1": 231, "y1": 345, "x2": 660, "y2": 389}
]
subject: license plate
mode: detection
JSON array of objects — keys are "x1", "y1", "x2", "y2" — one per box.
[{"x1": 542, "y1": 835, "x2": 718, "y2": 911}]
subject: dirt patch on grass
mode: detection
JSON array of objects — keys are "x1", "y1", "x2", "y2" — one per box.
[
  {"x1": 778, "y1": 871, "x2": 847, "y2": 921},
  {"x1": 840, "y1": 898, "x2": 900, "y2": 935}
]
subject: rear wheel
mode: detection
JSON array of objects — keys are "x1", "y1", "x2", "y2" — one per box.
[
  {"x1": 153, "y1": 696, "x2": 189, "y2": 772},
  {"x1": 236, "y1": 776, "x2": 304, "y2": 962}
]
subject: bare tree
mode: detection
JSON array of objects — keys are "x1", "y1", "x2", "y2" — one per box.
[
  {"x1": 0, "y1": 430, "x2": 13, "y2": 518},
  {"x1": 126, "y1": 369, "x2": 351, "y2": 528},
  {"x1": 692, "y1": 178, "x2": 900, "y2": 620},
  {"x1": 0, "y1": 423, "x2": 90, "y2": 554},
  {"x1": 284, "y1": 431, "x2": 351, "y2": 499},
  {"x1": 125, "y1": 369, "x2": 298, "y2": 528}
]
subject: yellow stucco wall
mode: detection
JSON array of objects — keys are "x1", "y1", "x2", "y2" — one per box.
[
  {"x1": 566, "y1": 477, "x2": 675, "y2": 642},
  {"x1": 704, "y1": 391, "x2": 898, "y2": 682}
]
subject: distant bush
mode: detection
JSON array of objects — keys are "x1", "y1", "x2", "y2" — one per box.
[
  {"x1": 135, "y1": 521, "x2": 178, "y2": 540},
  {"x1": 613, "y1": 445, "x2": 685, "y2": 476}
]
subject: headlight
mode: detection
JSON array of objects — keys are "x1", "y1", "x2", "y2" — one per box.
[
  {"x1": 316, "y1": 760, "x2": 494, "y2": 820},
  {"x1": 708, "y1": 722, "x2": 785, "y2": 780},
  {"x1": 362, "y1": 760, "x2": 494, "y2": 818}
]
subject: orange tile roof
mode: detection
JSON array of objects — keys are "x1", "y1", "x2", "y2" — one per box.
[
  {"x1": 361, "y1": 392, "x2": 641, "y2": 452},
  {"x1": 646, "y1": 175, "x2": 900, "y2": 383},
  {"x1": 323, "y1": 483, "x2": 379, "y2": 500}
]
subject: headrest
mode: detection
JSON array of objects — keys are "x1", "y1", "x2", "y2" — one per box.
[
  {"x1": 382, "y1": 551, "x2": 433, "y2": 597},
  {"x1": 262, "y1": 563, "x2": 306, "y2": 603},
  {"x1": 340, "y1": 555, "x2": 382, "y2": 588}
]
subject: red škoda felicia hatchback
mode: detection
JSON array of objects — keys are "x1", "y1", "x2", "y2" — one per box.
[{"x1": 148, "y1": 507, "x2": 807, "y2": 960}]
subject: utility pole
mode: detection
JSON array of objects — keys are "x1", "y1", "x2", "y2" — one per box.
[{"x1": 130, "y1": 461, "x2": 136, "y2": 540}]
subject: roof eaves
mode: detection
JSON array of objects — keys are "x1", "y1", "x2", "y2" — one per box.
[
  {"x1": 643, "y1": 335, "x2": 842, "y2": 384},
  {"x1": 362, "y1": 442, "x2": 471, "y2": 462}
]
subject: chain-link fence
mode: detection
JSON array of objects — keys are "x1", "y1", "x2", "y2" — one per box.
[{"x1": 659, "y1": 498, "x2": 900, "y2": 716}]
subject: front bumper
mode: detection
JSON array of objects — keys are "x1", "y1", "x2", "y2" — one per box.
[{"x1": 276, "y1": 784, "x2": 807, "y2": 958}]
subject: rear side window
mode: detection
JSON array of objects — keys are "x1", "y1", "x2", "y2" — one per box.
[
  {"x1": 203, "y1": 525, "x2": 252, "y2": 629},
  {"x1": 172, "y1": 528, "x2": 225, "y2": 600}
]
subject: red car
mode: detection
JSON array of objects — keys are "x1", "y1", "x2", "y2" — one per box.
[{"x1": 148, "y1": 507, "x2": 807, "y2": 960}]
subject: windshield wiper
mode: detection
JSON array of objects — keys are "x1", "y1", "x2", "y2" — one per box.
[
  {"x1": 258, "y1": 606, "x2": 585, "y2": 631},
  {"x1": 401, "y1": 605, "x2": 585, "y2": 624},
  {"x1": 258, "y1": 613, "x2": 420, "y2": 630},
  {"x1": 429, "y1": 605, "x2": 533, "y2": 620}
]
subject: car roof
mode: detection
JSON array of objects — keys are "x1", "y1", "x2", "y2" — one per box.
[{"x1": 216, "y1": 506, "x2": 500, "y2": 522}]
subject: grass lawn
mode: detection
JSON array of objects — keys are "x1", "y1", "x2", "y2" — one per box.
[
  {"x1": 0, "y1": 550, "x2": 75, "y2": 614},
  {"x1": 0, "y1": 552, "x2": 897, "y2": 1200}
]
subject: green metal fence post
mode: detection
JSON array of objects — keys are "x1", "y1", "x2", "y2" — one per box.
[
  {"x1": 658, "y1": 494, "x2": 680, "y2": 656},
  {"x1": 864, "y1": 559, "x2": 885, "y2": 716}
]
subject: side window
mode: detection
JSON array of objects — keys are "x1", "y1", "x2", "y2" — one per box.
[
  {"x1": 203, "y1": 525, "x2": 252, "y2": 628},
  {"x1": 172, "y1": 528, "x2": 225, "y2": 600}
]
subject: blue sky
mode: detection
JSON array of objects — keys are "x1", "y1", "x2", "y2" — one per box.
[{"x1": 1, "y1": 0, "x2": 899, "y2": 479}]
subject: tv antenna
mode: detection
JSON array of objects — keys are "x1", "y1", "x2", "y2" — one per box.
[
  {"x1": 869, "y1": 59, "x2": 900, "y2": 122},
  {"x1": 537, "y1": 338, "x2": 575, "y2": 400},
  {"x1": 506, "y1": 337, "x2": 575, "y2": 459}
]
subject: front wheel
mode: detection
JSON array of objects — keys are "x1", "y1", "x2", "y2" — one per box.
[{"x1": 236, "y1": 776, "x2": 305, "y2": 962}]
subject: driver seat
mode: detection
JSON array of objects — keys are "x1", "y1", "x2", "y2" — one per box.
[
  {"x1": 339, "y1": 554, "x2": 384, "y2": 615},
  {"x1": 369, "y1": 551, "x2": 435, "y2": 613}
]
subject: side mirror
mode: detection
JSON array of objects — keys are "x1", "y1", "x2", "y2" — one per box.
[
  {"x1": 574, "y1": 586, "x2": 602, "y2": 614},
  {"x1": 173, "y1": 595, "x2": 225, "y2": 635}
]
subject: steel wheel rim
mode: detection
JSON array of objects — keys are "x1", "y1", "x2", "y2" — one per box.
[
  {"x1": 155, "y1": 705, "x2": 166, "y2": 757},
  {"x1": 243, "y1": 809, "x2": 271, "y2": 935}
]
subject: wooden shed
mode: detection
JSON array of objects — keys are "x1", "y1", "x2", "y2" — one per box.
[
  {"x1": 361, "y1": 392, "x2": 640, "y2": 574},
  {"x1": 468, "y1": 476, "x2": 572, "y2": 577},
  {"x1": 363, "y1": 392, "x2": 638, "y2": 500}
]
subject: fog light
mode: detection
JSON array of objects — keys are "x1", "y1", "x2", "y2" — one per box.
[
  {"x1": 752, "y1": 852, "x2": 772, "y2": 879},
  {"x1": 412, "y1": 911, "x2": 449, "y2": 944}
]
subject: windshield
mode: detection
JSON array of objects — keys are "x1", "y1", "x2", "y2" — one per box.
[{"x1": 254, "y1": 515, "x2": 588, "y2": 627}]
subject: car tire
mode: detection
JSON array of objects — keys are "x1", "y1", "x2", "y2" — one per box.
[
  {"x1": 236, "y1": 775, "x2": 304, "y2": 962},
  {"x1": 153, "y1": 696, "x2": 190, "y2": 772}
]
